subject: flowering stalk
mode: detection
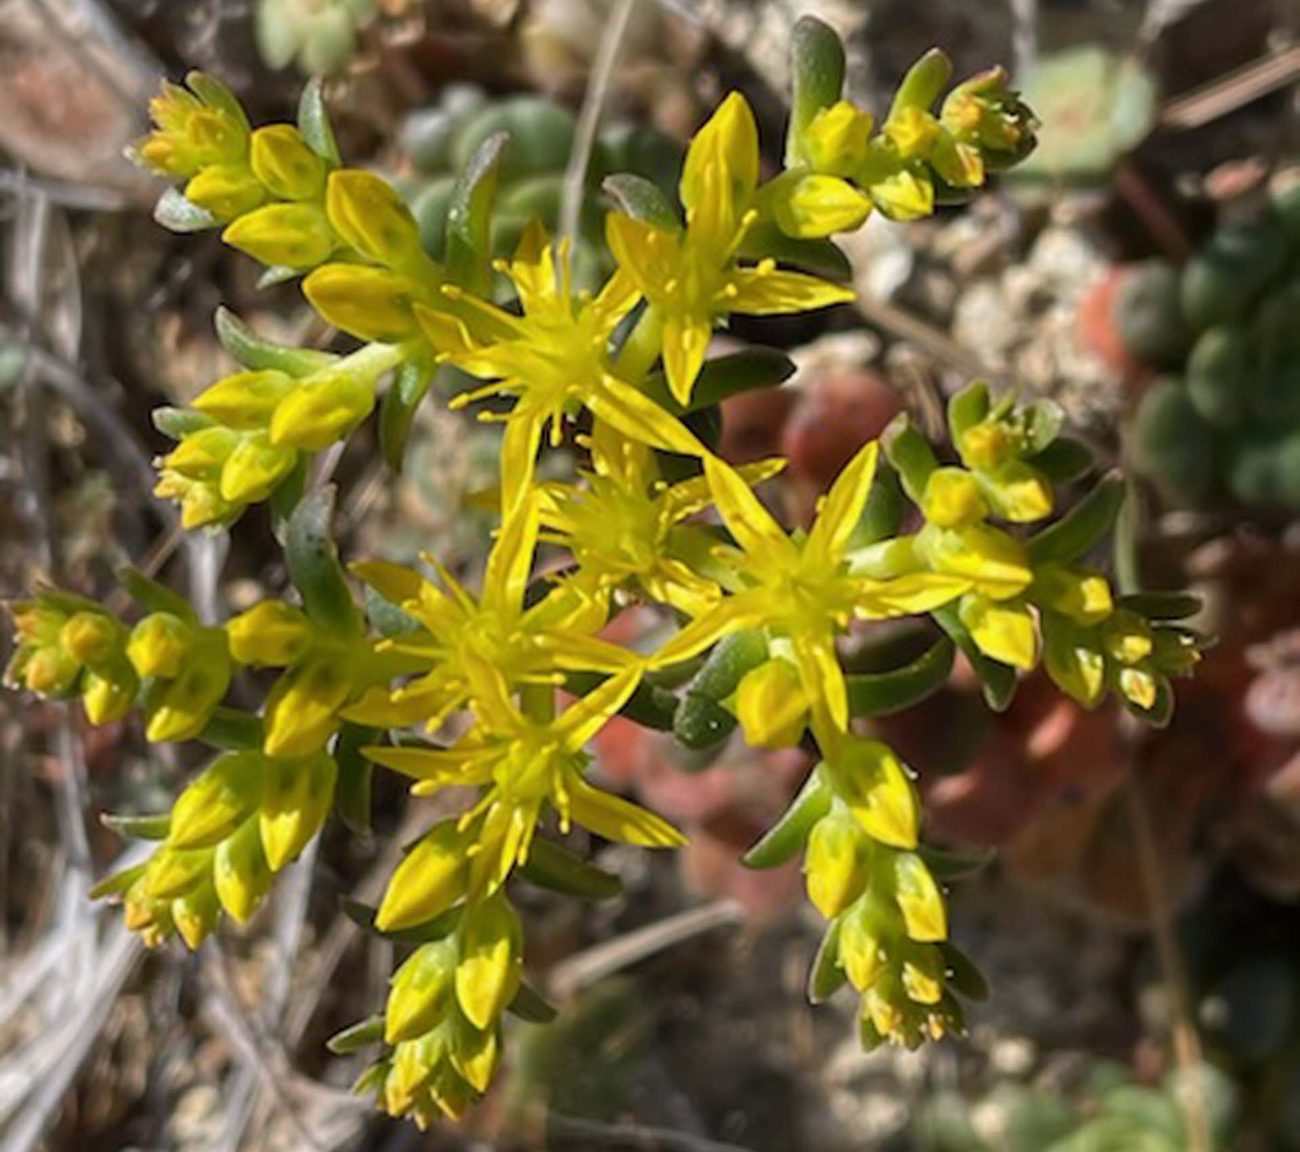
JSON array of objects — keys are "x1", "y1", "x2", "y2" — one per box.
[{"x1": 3, "y1": 15, "x2": 1203, "y2": 1128}]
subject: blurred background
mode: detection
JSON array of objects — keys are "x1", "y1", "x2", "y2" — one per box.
[{"x1": 3, "y1": 0, "x2": 1300, "y2": 1149}]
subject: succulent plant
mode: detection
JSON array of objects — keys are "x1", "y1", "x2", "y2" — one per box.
[
  {"x1": 255, "y1": 0, "x2": 379, "y2": 76},
  {"x1": 1011, "y1": 45, "x2": 1156, "y2": 187},
  {"x1": 1125, "y1": 194, "x2": 1300, "y2": 513},
  {"x1": 914, "y1": 1065, "x2": 1239, "y2": 1152},
  {"x1": 394, "y1": 85, "x2": 683, "y2": 289}
]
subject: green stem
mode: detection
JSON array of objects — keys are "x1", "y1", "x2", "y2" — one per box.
[{"x1": 613, "y1": 307, "x2": 664, "y2": 384}]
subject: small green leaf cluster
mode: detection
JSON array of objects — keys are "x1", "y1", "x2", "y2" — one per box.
[{"x1": 1129, "y1": 187, "x2": 1300, "y2": 511}]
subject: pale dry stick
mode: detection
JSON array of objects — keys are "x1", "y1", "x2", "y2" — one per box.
[
  {"x1": 211, "y1": 842, "x2": 330, "y2": 1152},
  {"x1": 282, "y1": 810, "x2": 427, "y2": 1048},
  {"x1": 547, "y1": 898, "x2": 744, "y2": 1001},
  {"x1": 546, "y1": 1112, "x2": 759, "y2": 1152},
  {"x1": 1009, "y1": 0, "x2": 1038, "y2": 78},
  {"x1": 202, "y1": 951, "x2": 363, "y2": 1152},
  {"x1": 1160, "y1": 43, "x2": 1300, "y2": 131},
  {"x1": 0, "y1": 926, "x2": 141, "y2": 1152},
  {"x1": 558, "y1": 0, "x2": 640, "y2": 253},
  {"x1": 0, "y1": 167, "x2": 131, "y2": 212}
]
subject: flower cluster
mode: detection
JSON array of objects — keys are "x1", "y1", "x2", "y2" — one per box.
[{"x1": 5, "y1": 15, "x2": 1198, "y2": 1129}]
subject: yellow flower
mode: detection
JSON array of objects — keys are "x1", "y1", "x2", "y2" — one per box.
[
  {"x1": 345, "y1": 498, "x2": 632, "y2": 731},
  {"x1": 536, "y1": 435, "x2": 783, "y2": 618},
  {"x1": 367, "y1": 667, "x2": 685, "y2": 899},
  {"x1": 607, "y1": 93, "x2": 854, "y2": 406},
  {"x1": 653, "y1": 441, "x2": 969, "y2": 737},
  {"x1": 416, "y1": 222, "x2": 704, "y2": 514}
]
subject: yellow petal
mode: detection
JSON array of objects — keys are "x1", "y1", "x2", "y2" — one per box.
[
  {"x1": 660, "y1": 315, "x2": 712, "y2": 408},
  {"x1": 565, "y1": 776, "x2": 686, "y2": 848},
  {"x1": 703, "y1": 452, "x2": 795, "y2": 562},
  {"x1": 727, "y1": 261, "x2": 854, "y2": 314},
  {"x1": 680, "y1": 91, "x2": 759, "y2": 216},
  {"x1": 589, "y1": 374, "x2": 705, "y2": 457},
  {"x1": 807, "y1": 440, "x2": 879, "y2": 565}
]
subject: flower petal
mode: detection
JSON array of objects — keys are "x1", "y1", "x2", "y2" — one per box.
[
  {"x1": 566, "y1": 776, "x2": 686, "y2": 848},
  {"x1": 481, "y1": 497, "x2": 540, "y2": 618},
  {"x1": 727, "y1": 262, "x2": 855, "y2": 315},
  {"x1": 704, "y1": 453, "x2": 796, "y2": 563},
  {"x1": 807, "y1": 440, "x2": 879, "y2": 565},
  {"x1": 589, "y1": 374, "x2": 705, "y2": 458},
  {"x1": 555, "y1": 664, "x2": 644, "y2": 750},
  {"x1": 660, "y1": 315, "x2": 712, "y2": 408}
]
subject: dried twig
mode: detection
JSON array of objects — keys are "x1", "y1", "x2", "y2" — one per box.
[
  {"x1": 547, "y1": 899, "x2": 744, "y2": 1000},
  {"x1": 559, "y1": 0, "x2": 640, "y2": 251},
  {"x1": 1160, "y1": 43, "x2": 1300, "y2": 131},
  {"x1": 546, "y1": 1112, "x2": 759, "y2": 1152}
]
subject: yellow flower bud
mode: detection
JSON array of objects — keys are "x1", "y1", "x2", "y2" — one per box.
[
  {"x1": 223, "y1": 203, "x2": 334, "y2": 269},
  {"x1": 262, "y1": 652, "x2": 353, "y2": 756},
  {"x1": 169, "y1": 750, "x2": 266, "y2": 851},
  {"x1": 805, "y1": 809, "x2": 868, "y2": 919},
  {"x1": 958, "y1": 593, "x2": 1038, "y2": 670},
  {"x1": 213, "y1": 817, "x2": 272, "y2": 922},
  {"x1": 930, "y1": 131, "x2": 985, "y2": 189},
  {"x1": 983, "y1": 460, "x2": 1053, "y2": 523},
  {"x1": 823, "y1": 738, "x2": 920, "y2": 850},
  {"x1": 193, "y1": 370, "x2": 296, "y2": 430},
  {"x1": 161, "y1": 426, "x2": 238, "y2": 479},
  {"x1": 154, "y1": 471, "x2": 234, "y2": 530},
  {"x1": 20, "y1": 646, "x2": 80, "y2": 696},
  {"x1": 1118, "y1": 666, "x2": 1159, "y2": 711},
  {"x1": 325, "y1": 169, "x2": 423, "y2": 268},
  {"x1": 865, "y1": 166, "x2": 934, "y2": 221},
  {"x1": 184, "y1": 163, "x2": 267, "y2": 221},
  {"x1": 258, "y1": 752, "x2": 336, "y2": 871},
  {"x1": 916, "y1": 522, "x2": 1033, "y2": 601},
  {"x1": 128, "y1": 613, "x2": 194, "y2": 679},
  {"x1": 901, "y1": 942, "x2": 945, "y2": 1005},
  {"x1": 302, "y1": 264, "x2": 424, "y2": 342},
  {"x1": 838, "y1": 899, "x2": 887, "y2": 992},
  {"x1": 885, "y1": 107, "x2": 941, "y2": 160},
  {"x1": 1034, "y1": 566, "x2": 1112, "y2": 625},
  {"x1": 144, "y1": 627, "x2": 232, "y2": 743},
  {"x1": 248, "y1": 124, "x2": 327, "y2": 201},
  {"x1": 803, "y1": 100, "x2": 873, "y2": 175},
  {"x1": 1103, "y1": 611, "x2": 1154, "y2": 666},
  {"x1": 893, "y1": 852, "x2": 947, "y2": 942},
  {"x1": 376, "y1": 820, "x2": 470, "y2": 932},
  {"x1": 385, "y1": 940, "x2": 457, "y2": 1043},
  {"x1": 455, "y1": 892, "x2": 522, "y2": 1031},
  {"x1": 769, "y1": 173, "x2": 873, "y2": 239},
  {"x1": 959, "y1": 421, "x2": 1017, "y2": 472},
  {"x1": 735, "y1": 659, "x2": 809, "y2": 748},
  {"x1": 144, "y1": 844, "x2": 214, "y2": 901},
  {"x1": 450, "y1": 1018, "x2": 500, "y2": 1094},
  {"x1": 220, "y1": 431, "x2": 298, "y2": 503},
  {"x1": 172, "y1": 880, "x2": 221, "y2": 950},
  {"x1": 268, "y1": 373, "x2": 376, "y2": 452},
  {"x1": 82, "y1": 665, "x2": 139, "y2": 725},
  {"x1": 60, "y1": 611, "x2": 120, "y2": 667},
  {"x1": 1043, "y1": 625, "x2": 1106, "y2": 707},
  {"x1": 226, "y1": 601, "x2": 313, "y2": 668},
  {"x1": 922, "y1": 467, "x2": 987, "y2": 529}
]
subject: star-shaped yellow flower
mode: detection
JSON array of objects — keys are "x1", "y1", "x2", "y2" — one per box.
[
  {"x1": 366, "y1": 666, "x2": 685, "y2": 900},
  {"x1": 607, "y1": 92, "x2": 856, "y2": 407},
  {"x1": 536, "y1": 432, "x2": 784, "y2": 618},
  {"x1": 653, "y1": 441, "x2": 970, "y2": 737},
  {"x1": 344, "y1": 498, "x2": 631, "y2": 731},
  {"x1": 415, "y1": 222, "x2": 704, "y2": 514}
]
